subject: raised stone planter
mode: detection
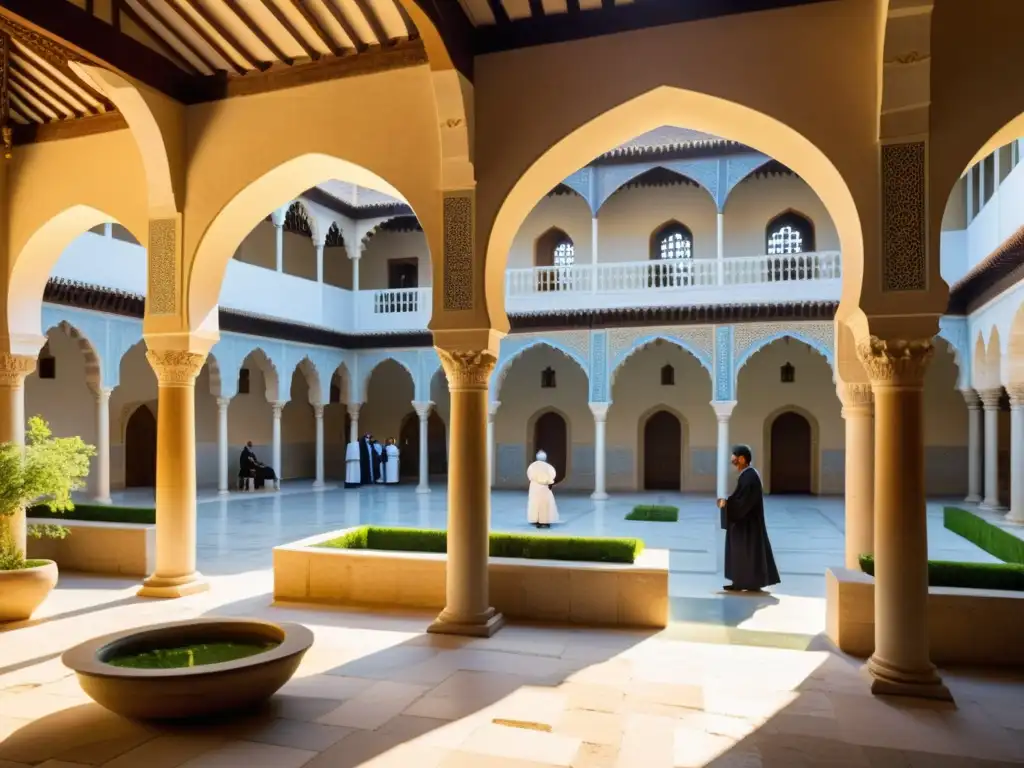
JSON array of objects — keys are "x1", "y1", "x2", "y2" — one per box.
[
  {"x1": 274, "y1": 528, "x2": 669, "y2": 628},
  {"x1": 62, "y1": 618, "x2": 313, "y2": 720},
  {"x1": 0, "y1": 560, "x2": 58, "y2": 622},
  {"x1": 27, "y1": 520, "x2": 155, "y2": 576},
  {"x1": 826, "y1": 567, "x2": 1024, "y2": 666}
]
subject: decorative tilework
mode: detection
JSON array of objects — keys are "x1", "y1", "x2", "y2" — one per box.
[
  {"x1": 590, "y1": 329, "x2": 608, "y2": 401},
  {"x1": 608, "y1": 325, "x2": 714, "y2": 381},
  {"x1": 442, "y1": 194, "x2": 473, "y2": 311},
  {"x1": 733, "y1": 321, "x2": 834, "y2": 370},
  {"x1": 881, "y1": 141, "x2": 927, "y2": 292},
  {"x1": 713, "y1": 326, "x2": 733, "y2": 401},
  {"x1": 147, "y1": 218, "x2": 177, "y2": 315}
]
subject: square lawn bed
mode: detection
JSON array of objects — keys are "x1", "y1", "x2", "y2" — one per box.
[{"x1": 273, "y1": 526, "x2": 669, "y2": 628}]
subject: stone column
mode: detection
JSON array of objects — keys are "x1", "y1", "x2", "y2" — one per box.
[
  {"x1": 103, "y1": 222, "x2": 113, "y2": 238},
  {"x1": 313, "y1": 404, "x2": 325, "y2": 488},
  {"x1": 272, "y1": 208, "x2": 285, "y2": 273},
  {"x1": 716, "y1": 211, "x2": 725, "y2": 284},
  {"x1": 839, "y1": 383, "x2": 873, "y2": 569},
  {"x1": 92, "y1": 386, "x2": 113, "y2": 504},
  {"x1": 351, "y1": 253, "x2": 362, "y2": 329},
  {"x1": 0, "y1": 354, "x2": 36, "y2": 557},
  {"x1": 963, "y1": 389, "x2": 983, "y2": 503},
  {"x1": 315, "y1": 240, "x2": 325, "y2": 284},
  {"x1": 347, "y1": 402, "x2": 361, "y2": 442},
  {"x1": 590, "y1": 217, "x2": 599, "y2": 293},
  {"x1": 857, "y1": 337, "x2": 950, "y2": 700},
  {"x1": 980, "y1": 387, "x2": 1004, "y2": 510},
  {"x1": 413, "y1": 400, "x2": 434, "y2": 493},
  {"x1": 590, "y1": 402, "x2": 610, "y2": 500},
  {"x1": 216, "y1": 397, "x2": 230, "y2": 494},
  {"x1": 139, "y1": 350, "x2": 208, "y2": 598},
  {"x1": 271, "y1": 401, "x2": 284, "y2": 489},
  {"x1": 1008, "y1": 386, "x2": 1024, "y2": 524},
  {"x1": 428, "y1": 349, "x2": 503, "y2": 637},
  {"x1": 712, "y1": 400, "x2": 737, "y2": 498},
  {"x1": 487, "y1": 401, "x2": 500, "y2": 488}
]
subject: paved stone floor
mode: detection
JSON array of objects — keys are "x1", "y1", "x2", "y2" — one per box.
[{"x1": 3, "y1": 485, "x2": 1021, "y2": 766}]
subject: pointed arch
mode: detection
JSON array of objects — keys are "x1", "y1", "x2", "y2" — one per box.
[
  {"x1": 359, "y1": 355, "x2": 417, "y2": 403},
  {"x1": 293, "y1": 356, "x2": 324, "y2": 405},
  {"x1": 43, "y1": 320, "x2": 104, "y2": 393},
  {"x1": 492, "y1": 339, "x2": 590, "y2": 400},
  {"x1": 240, "y1": 348, "x2": 282, "y2": 402},
  {"x1": 650, "y1": 220, "x2": 694, "y2": 261},
  {"x1": 285, "y1": 200, "x2": 318, "y2": 241},
  {"x1": 330, "y1": 360, "x2": 352, "y2": 404},
  {"x1": 762, "y1": 404, "x2": 820, "y2": 495},
  {"x1": 534, "y1": 227, "x2": 575, "y2": 268},
  {"x1": 735, "y1": 331, "x2": 833, "y2": 374},
  {"x1": 610, "y1": 334, "x2": 713, "y2": 386},
  {"x1": 973, "y1": 327, "x2": 1003, "y2": 391},
  {"x1": 766, "y1": 209, "x2": 815, "y2": 254}
]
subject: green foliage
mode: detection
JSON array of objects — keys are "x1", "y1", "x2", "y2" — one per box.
[
  {"x1": 859, "y1": 554, "x2": 1024, "y2": 592},
  {"x1": 943, "y1": 507, "x2": 1024, "y2": 565},
  {"x1": 106, "y1": 641, "x2": 279, "y2": 669},
  {"x1": 0, "y1": 416, "x2": 95, "y2": 570},
  {"x1": 318, "y1": 526, "x2": 645, "y2": 564},
  {"x1": 26, "y1": 504, "x2": 155, "y2": 525},
  {"x1": 625, "y1": 505, "x2": 679, "y2": 522}
]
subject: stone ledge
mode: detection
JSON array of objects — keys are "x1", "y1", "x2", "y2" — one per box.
[
  {"x1": 273, "y1": 528, "x2": 669, "y2": 628},
  {"x1": 27, "y1": 520, "x2": 155, "y2": 577},
  {"x1": 825, "y1": 566, "x2": 1024, "y2": 666}
]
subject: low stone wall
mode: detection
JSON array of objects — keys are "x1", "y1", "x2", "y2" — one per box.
[
  {"x1": 27, "y1": 520, "x2": 155, "y2": 577},
  {"x1": 826, "y1": 567, "x2": 1024, "y2": 666},
  {"x1": 273, "y1": 528, "x2": 669, "y2": 628}
]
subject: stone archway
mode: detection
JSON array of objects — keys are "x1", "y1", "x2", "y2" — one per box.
[
  {"x1": 769, "y1": 411, "x2": 813, "y2": 494},
  {"x1": 125, "y1": 403, "x2": 157, "y2": 488},
  {"x1": 642, "y1": 409, "x2": 684, "y2": 491}
]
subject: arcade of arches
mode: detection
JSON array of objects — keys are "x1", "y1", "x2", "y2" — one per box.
[{"x1": 6, "y1": 0, "x2": 1024, "y2": 715}]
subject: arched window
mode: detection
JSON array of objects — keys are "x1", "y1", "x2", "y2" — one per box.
[
  {"x1": 765, "y1": 211, "x2": 814, "y2": 255},
  {"x1": 660, "y1": 365, "x2": 675, "y2": 386},
  {"x1": 553, "y1": 240, "x2": 575, "y2": 267},
  {"x1": 651, "y1": 221, "x2": 693, "y2": 261},
  {"x1": 534, "y1": 228, "x2": 575, "y2": 291}
]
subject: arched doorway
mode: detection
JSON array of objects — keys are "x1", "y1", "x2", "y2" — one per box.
[
  {"x1": 533, "y1": 411, "x2": 568, "y2": 484},
  {"x1": 125, "y1": 404, "x2": 157, "y2": 487},
  {"x1": 643, "y1": 410, "x2": 681, "y2": 491},
  {"x1": 770, "y1": 411, "x2": 812, "y2": 494},
  {"x1": 399, "y1": 411, "x2": 448, "y2": 479}
]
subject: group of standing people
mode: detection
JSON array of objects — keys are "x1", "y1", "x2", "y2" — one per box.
[{"x1": 345, "y1": 433, "x2": 399, "y2": 488}]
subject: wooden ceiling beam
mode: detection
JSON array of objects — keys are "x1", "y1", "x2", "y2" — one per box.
[
  {"x1": 12, "y1": 109, "x2": 127, "y2": 144},
  {"x1": 351, "y1": 0, "x2": 390, "y2": 46},
  {"x1": 263, "y1": 0, "x2": 322, "y2": 61},
  {"x1": 0, "y1": 0, "x2": 201, "y2": 102},
  {"x1": 10, "y1": 57, "x2": 89, "y2": 115},
  {"x1": 393, "y1": 1, "x2": 417, "y2": 40},
  {"x1": 132, "y1": 0, "x2": 220, "y2": 74},
  {"x1": 9, "y1": 65, "x2": 83, "y2": 117},
  {"x1": 9, "y1": 91, "x2": 43, "y2": 122},
  {"x1": 170, "y1": 0, "x2": 248, "y2": 75},
  {"x1": 225, "y1": 0, "x2": 293, "y2": 64},
  {"x1": 486, "y1": 0, "x2": 511, "y2": 25},
  {"x1": 118, "y1": 0, "x2": 200, "y2": 74},
  {"x1": 288, "y1": 0, "x2": 341, "y2": 57},
  {"x1": 179, "y1": 0, "x2": 270, "y2": 72},
  {"x1": 320, "y1": 0, "x2": 366, "y2": 54}
]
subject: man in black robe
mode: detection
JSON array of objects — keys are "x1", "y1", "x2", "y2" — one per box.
[
  {"x1": 717, "y1": 445, "x2": 780, "y2": 592},
  {"x1": 358, "y1": 433, "x2": 375, "y2": 485},
  {"x1": 240, "y1": 441, "x2": 277, "y2": 490}
]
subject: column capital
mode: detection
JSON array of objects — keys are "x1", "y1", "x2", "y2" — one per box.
[
  {"x1": 711, "y1": 400, "x2": 737, "y2": 421},
  {"x1": 216, "y1": 396, "x2": 231, "y2": 409},
  {"x1": 1007, "y1": 385, "x2": 1024, "y2": 407},
  {"x1": 271, "y1": 400, "x2": 286, "y2": 416},
  {"x1": 413, "y1": 400, "x2": 435, "y2": 419},
  {"x1": 146, "y1": 350, "x2": 205, "y2": 387},
  {"x1": 92, "y1": 385, "x2": 114, "y2": 402},
  {"x1": 855, "y1": 336, "x2": 933, "y2": 389},
  {"x1": 436, "y1": 348, "x2": 496, "y2": 392},
  {"x1": 589, "y1": 402, "x2": 611, "y2": 422},
  {"x1": 313, "y1": 403, "x2": 325, "y2": 419},
  {"x1": 838, "y1": 382, "x2": 873, "y2": 415},
  {"x1": 961, "y1": 388, "x2": 982, "y2": 409},
  {"x1": 979, "y1": 387, "x2": 1005, "y2": 409},
  {"x1": 270, "y1": 207, "x2": 286, "y2": 228},
  {"x1": 347, "y1": 401, "x2": 362, "y2": 418},
  {"x1": 0, "y1": 353, "x2": 36, "y2": 387}
]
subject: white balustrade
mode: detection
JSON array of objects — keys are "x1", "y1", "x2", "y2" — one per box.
[
  {"x1": 722, "y1": 251, "x2": 842, "y2": 285},
  {"x1": 372, "y1": 287, "x2": 422, "y2": 314}
]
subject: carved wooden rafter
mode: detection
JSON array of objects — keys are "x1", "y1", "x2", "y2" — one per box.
[{"x1": 1, "y1": 30, "x2": 10, "y2": 157}]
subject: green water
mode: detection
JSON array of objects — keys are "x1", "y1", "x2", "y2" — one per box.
[{"x1": 106, "y1": 641, "x2": 279, "y2": 669}]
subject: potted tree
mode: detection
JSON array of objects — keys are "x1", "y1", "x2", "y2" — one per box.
[{"x1": 0, "y1": 416, "x2": 94, "y2": 622}]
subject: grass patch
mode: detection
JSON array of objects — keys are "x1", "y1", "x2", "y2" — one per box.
[
  {"x1": 859, "y1": 554, "x2": 1024, "y2": 592},
  {"x1": 944, "y1": 506, "x2": 1024, "y2": 565},
  {"x1": 27, "y1": 504, "x2": 155, "y2": 525},
  {"x1": 106, "y1": 641, "x2": 279, "y2": 669},
  {"x1": 625, "y1": 505, "x2": 679, "y2": 523},
  {"x1": 317, "y1": 526, "x2": 644, "y2": 564}
]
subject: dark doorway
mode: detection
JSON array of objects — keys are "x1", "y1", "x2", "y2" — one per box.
[
  {"x1": 643, "y1": 410, "x2": 682, "y2": 491},
  {"x1": 125, "y1": 404, "x2": 157, "y2": 487},
  {"x1": 533, "y1": 411, "x2": 568, "y2": 484},
  {"x1": 770, "y1": 411, "x2": 812, "y2": 494},
  {"x1": 400, "y1": 411, "x2": 448, "y2": 478},
  {"x1": 388, "y1": 258, "x2": 419, "y2": 289}
]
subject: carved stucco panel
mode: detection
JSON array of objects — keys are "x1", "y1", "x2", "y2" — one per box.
[
  {"x1": 881, "y1": 141, "x2": 927, "y2": 292},
  {"x1": 732, "y1": 321, "x2": 835, "y2": 367},
  {"x1": 442, "y1": 194, "x2": 474, "y2": 312},
  {"x1": 147, "y1": 218, "x2": 178, "y2": 315}
]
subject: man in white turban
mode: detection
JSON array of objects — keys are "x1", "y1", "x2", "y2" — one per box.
[{"x1": 527, "y1": 450, "x2": 559, "y2": 528}]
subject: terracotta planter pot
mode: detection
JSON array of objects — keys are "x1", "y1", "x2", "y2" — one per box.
[
  {"x1": 63, "y1": 618, "x2": 314, "y2": 720},
  {"x1": 0, "y1": 560, "x2": 58, "y2": 622}
]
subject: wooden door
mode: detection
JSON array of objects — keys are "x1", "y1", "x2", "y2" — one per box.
[
  {"x1": 533, "y1": 411, "x2": 568, "y2": 484},
  {"x1": 770, "y1": 411, "x2": 812, "y2": 494},
  {"x1": 125, "y1": 404, "x2": 157, "y2": 488},
  {"x1": 643, "y1": 410, "x2": 681, "y2": 490},
  {"x1": 388, "y1": 259, "x2": 419, "y2": 289}
]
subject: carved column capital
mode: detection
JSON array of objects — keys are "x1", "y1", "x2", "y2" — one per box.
[
  {"x1": 979, "y1": 387, "x2": 1004, "y2": 410},
  {"x1": 145, "y1": 350, "x2": 205, "y2": 387},
  {"x1": 313, "y1": 404, "x2": 325, "y2": 419},
  {"x1": 412, "y1": 400, "x2": 434, "y2": 420},
  {"x1": 961, "y1": 388, "x2": 982, "y2": 410},
  {"x1": 838, "y1": 382, "x2": 874, "y2": 416},
  {"x1": 92, "y1": 386, "x2": 114, "y2": 403},
  {"x1": 436, "y1": 348, "x2": 496, "y2": 392},
  {"x1": 1007, "y1": 385, "x2": 1024, "y2": 408},
  {"x1": 711, "y1": 400, "x2": 737, "y2": 422},
  {"x1": 855, "y1": 337, "x2": 933, "y2": 389},
  {"x1": 0, "y1": 353, "x2": 36, "y2": 387},
  {"x1": 216, "y1": 396, "x2": 231, "y2": 410},
  {"x1": 347, "y1": 402, "x2": 362, "y2": 419},
  {"x1": 271, "y1": 401, "x2": 286, "y2": 417},
  {"x1": 589, "y1": 402, "x2": 610, "y2": 422}
]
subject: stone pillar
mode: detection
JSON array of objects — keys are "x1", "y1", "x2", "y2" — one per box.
[
  {"x1": 716, "y1": 211, "x2": 725, "y2": 285},
  {"x1": 103, "y1": 222, "x2": 113, "y2": 238},
  {"x1": 347, "y1": 402, "x2": 361, "y2": 443},
  {"x1": 857, "y1": 337, "x2": 950, "y2": 700},
  {"x1": 487, "y1": 401, "x2": 500, "y2": 488},
  {"x1": 963, "y1": 389, "x2": 983, "y2": 503},
  {"x1": 712, "y1": 400, "x2": 737, "y2": 498},
  {"x1": 590, "y1": 402, "x2": 610, "y2": 500},
  {"x1": 0, "y1": 354, "x2": 36, "y2": 557},
  {"x1": 413, "y1": 400, "x2": 434, "y2": 493},
  {"x1": 92, "y1": 386, "x2": 113, "y2": 504},
  {"x1": 351, "y1": 253, "x2": 362, "y2": 329},
  {"x1": 313, "y1": 404, "x2": 325, "y2": 488},
  {"x1": 315, "y1": 241, "x2": 325, "y2": 284},
  {"x1": 272, "y1": 208, "x2": 285, "y2": 273},
  {"x1": 980, "y1": 387, "x2": 1004, "y2": 510},
  {"x1": 271, "y1": 401, "x2": 284, "y2": 489},
  {"x1": 1008, "y1": 386, "x2": 1024, "y2": 524},
  {"x1": 428, "y1": 349, "x2": 504, "y2": 638},
  {"x1": 216, "y1": 397, "x2": 230, "y2": 494},
  {"x1": 591, "y1": 217, "x2": 599, "y2": 293},
  {"x1": 139, "y1": 350, "x2": 208, "y2": 598},
  {"x1": 839, "y1": 383, "x2": 873, "y2": 569}
]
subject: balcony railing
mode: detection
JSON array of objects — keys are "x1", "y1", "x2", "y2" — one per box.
[{"x1": 372, "y1": 287, "x2": 424, "y2": 314}]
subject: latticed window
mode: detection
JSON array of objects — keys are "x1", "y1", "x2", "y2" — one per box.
[
  {"x1": 768, "y1": 225, "x2": 803, "y2": 255},
  {"x1": 553, "y1": 240, "x2": 575, "y2": 267},
  {"x1": 659, "y1": 230, "x2": 692, "y2": 260},
  {"x1": 765, "y1": 211, "x2": 814, "y2": 255}
]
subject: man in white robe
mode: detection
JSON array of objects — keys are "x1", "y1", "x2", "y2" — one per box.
[
  {"x1": 384, "y1": 438, "x2": 400, "y2": 484},
  {"x1": 373, "y1": 440, "x2": 385, "y2": 483},
  {"x1": 344, "y1": 441, "x2": 361, "y2": 488},
  {"x1": 527, "y1": 450, "x2": 559, "y2": 528}
]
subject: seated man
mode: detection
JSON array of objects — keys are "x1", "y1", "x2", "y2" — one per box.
[{"x1": 239, "y1": 441, "x2": 278, "y2": 490}]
